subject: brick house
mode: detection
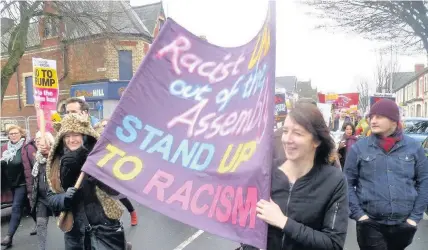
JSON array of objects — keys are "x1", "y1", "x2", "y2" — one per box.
[
  {"x1": 1, "y1": 1, "x2": 165, "y2": 136},
  {"x1": 393, "y1": 64, "x2": 428, "y2": 117}
]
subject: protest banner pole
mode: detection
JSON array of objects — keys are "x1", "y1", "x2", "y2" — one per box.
[{"x1": 57, "y1": 172, "x2": 85, "y2": 232}]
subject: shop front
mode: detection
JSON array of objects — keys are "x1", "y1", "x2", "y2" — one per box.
[{"x1": 69, "y1": 81, "x2": 129, "y2": 119}]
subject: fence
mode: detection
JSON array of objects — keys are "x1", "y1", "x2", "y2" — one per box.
[{"x1": 1, "y1": 115, "x2": 61, "y2": 139}]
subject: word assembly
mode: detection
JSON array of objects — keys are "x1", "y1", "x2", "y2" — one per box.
[
  {"x1": 169, "y1": 63, "x2": 268, "y2": 113},
  {"x1": 167, "y1": 77, "x2": 270, "y2": 141}
]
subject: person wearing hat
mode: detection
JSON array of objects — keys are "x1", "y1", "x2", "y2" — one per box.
[
  {"x1": 344, "y1": 99, "x2": 428, "y2": 250},
  {"x1": 46, "y1": 114, "x2": 129, "y2": 250}
]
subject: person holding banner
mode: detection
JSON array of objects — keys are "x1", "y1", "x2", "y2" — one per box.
[
  {"x1": 1, "y1": 125, "x2": 37, "y2": 247},
  {"x1": 94, "y1": 118, "x2": 139, "y2": 226},
  {"x1": 30, "y1": 131, "x2": 55, "y2": 250},
  {"x1": 251, "y1": 103, "x2": 349, "y2": 250},
  {"x1": 45, "y1": 114, "x2": 128, "y2": 250}
]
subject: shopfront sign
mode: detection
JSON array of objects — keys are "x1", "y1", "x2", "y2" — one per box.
[{"x1": 70, "y1": 81, "x2": 128, "y2": 100}]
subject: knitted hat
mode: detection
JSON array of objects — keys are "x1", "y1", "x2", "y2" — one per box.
[{"x1": 369, "y1": 99, "x2": 400, "y2": 122}]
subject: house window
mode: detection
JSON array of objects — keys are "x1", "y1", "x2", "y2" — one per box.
[
  {"x1": 118, "y1": 50, "x2": 133, "y2": 80},
  {"x1": 425, "y1": 75, "x2": 428, "y2": 92},
  {"x1": 24, "y1": 76, "x2": 34, "y2": 105},
  {"x1": 44, "y1": 18, "x2": 59, "y2": 38},
  {"x1": 159, "y1": 19, "x2": 165, "y2": 30}
]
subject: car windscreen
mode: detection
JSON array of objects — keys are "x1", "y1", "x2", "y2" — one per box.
[{"x1": 404, "y1": 121, "x2": 428, "y2": 134}]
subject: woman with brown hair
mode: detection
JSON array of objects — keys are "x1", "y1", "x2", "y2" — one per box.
[
  {"x1": 94, "y1": 118, "x2": 138, "y2": 226},
  {"x1": 242, "y1": 102, "x2": 349, "y2": 250},
  {"x1": 1, "y1": 125, "x2": 37, "y2": 247}
]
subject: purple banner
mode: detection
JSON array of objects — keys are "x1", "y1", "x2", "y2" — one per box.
[{"x1": 82, "y1": 2, "x2": 275, "y2": 248}]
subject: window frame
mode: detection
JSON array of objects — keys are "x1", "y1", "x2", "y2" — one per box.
[{"x1": 118, "y1": 50, "x2": 133, "y2": 80}]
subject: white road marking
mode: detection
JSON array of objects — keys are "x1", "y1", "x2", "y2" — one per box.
[{"x1": 172, "y1": 229, "x2": 204, "y2": 250}]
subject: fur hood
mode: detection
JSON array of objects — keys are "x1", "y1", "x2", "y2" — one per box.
[{"x1": 46, "y1": 114, "x2": 123, "y2": 220}]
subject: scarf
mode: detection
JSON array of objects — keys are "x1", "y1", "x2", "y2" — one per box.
[
  {"x1": 376, "y1": 126, "x2": 403, "y2": 153},
  {"x1": 1, "y1": 138, "x2": 25, "y2": 163},
  {"x1": 32, "y1": 151, "x2": 47, "y2": 177}
]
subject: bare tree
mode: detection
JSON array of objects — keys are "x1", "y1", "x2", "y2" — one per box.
[
  {"x1": 1, "y1": 0, "x2": 146, "y2": 103},
  {"x1": 357, "y1": 79, "x2": 369, "y2": 112},
  {"x1": 374, "y1": 51, "x2": 400, "y2": 93},
  {"x1": 302, "y1": 1, "x2": 428, "y2": 55}
]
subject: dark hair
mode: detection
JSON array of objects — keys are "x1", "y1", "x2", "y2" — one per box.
[
  {"x1": 288, "y1": 103, "x2": 335, "y2": 166},
  {"x1": 343, "y1": 122, "x2": 355, "y2": 135},
  {"x1": 65, "y1": 97, "x2": 90, "y2": 112}
]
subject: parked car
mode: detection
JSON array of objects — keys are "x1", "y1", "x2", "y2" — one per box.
[{"x1": 402, "y1": 117, "x2": 428, "y2": 144}]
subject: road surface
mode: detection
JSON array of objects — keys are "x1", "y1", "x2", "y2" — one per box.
[{"x1": 2, "y1": 203, "x2": 428, "y2": 250}]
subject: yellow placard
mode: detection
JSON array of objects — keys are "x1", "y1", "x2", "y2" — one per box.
[
  {"x1": 326, "y1": 93, "x2": 338, "y2": 101},
  {"x1": 33, "y1": 67, "x2": 58, "y2": 89}
]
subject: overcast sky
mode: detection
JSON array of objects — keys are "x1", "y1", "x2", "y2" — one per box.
[{"x1": 130, "y1": 0, "x2": 426, "y2": 94}]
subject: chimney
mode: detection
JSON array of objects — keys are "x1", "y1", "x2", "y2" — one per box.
[{"x1": 415, "y1": 64, "x2": 425, "y2": 73}]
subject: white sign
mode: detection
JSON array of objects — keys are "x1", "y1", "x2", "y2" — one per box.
[{"x1": 317, "y1": 103, "x2": 332, "y2": 127}]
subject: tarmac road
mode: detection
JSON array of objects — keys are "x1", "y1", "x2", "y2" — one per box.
[{"x1": 1, "y1": 204, "x2": 428, "y2": 250}]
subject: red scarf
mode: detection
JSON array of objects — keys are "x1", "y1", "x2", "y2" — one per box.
[{"x1": 376, "y1": 125, "x2": 403, "y2": 153}]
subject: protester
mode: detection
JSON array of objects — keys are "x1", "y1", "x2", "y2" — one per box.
[
  {"x1": 337, "y1": 122, "x2": 357, "y2": 169},
  {"x1": 355, "y1": 113, "x2": 370, "y2": 137},
  {"x1": 1, "y1": 125, "x2": 37, "y2": 247},
  {"x1": 274, "y1": 99, "x2": 342, "y2": 170},
  {"x1": 64, "y1": 97, "x2": 99, "y2": 127},
  {"x1": 344, "y1": 99, "x2": 428, "y2": 250},
  {"x1": 94, "y1": 118, "x2": 139, "y2": 226},
  {"x1": 46, "y1": 114, "x2": 129, "y2": 250},
  {"x1": 31, "y1": 131, "x2": 55, "y2": 250},
  {"x1": 243, "y1": 102, "x2": 349, "y2": 250},
  {"x1": 331, "y1": 108, "x2": 351, "y2": 132}
]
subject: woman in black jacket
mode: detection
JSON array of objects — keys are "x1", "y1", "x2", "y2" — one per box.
[
  {"x1": 31, "y1": 131, "x2": 55, "y2": 250},
  {"x1": 45, "y1": 114, "x2": 127, "y2": 250},
  {"x1": 247, "y1": 103, "x2": 349, "y2": 250}
]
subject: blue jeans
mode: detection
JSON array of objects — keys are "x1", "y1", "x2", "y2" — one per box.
[{"x1": 8, "y1": 186, "x2": 27, "y2": 237}]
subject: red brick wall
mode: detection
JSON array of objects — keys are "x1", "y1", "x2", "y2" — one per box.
[
  {"x1": 68, "y1": 39, "x2": 108, "y2": 83},
  {"x1": 1, "y1": 38, "x2": 108, "y2": 119}
]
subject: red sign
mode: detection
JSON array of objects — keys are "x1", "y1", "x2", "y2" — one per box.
[{"x1": 318, "y1": 92, "x2": 359, "y2": 108}]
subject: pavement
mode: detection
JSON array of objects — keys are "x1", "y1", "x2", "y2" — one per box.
[{"x1": 1, "y1": 204, "x2": 428, "y2": 250}]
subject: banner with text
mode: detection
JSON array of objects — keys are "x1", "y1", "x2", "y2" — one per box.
[
  {"x1": 82, "y1": 3, "x2": 275, "y2": 249},
  {"x1": 275, "y1": 93, "x2": 287, "y2": 122},
  {"x1": 32, "y1": 58, "x2": 59, "y2": 132}
]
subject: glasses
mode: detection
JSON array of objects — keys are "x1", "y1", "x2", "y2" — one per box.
[{"x1": 8, "y1": 132, "x2": 20, "y2": 136}]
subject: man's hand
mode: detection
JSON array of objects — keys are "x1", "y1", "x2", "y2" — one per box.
[
  {"x1": 406, "y1": 219, "x2": 417, "y2": 226},
  {"x1": 358, "y1": 215, "x2": 369, "y2": 221}
]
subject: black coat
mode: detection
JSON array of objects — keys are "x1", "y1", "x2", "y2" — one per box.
[
  {"x1": 266, "y1": 165, "x2": 348, "y2": 250},
  {"x1": 46, "y1": 146, "x2": 124, "y2": 250}
]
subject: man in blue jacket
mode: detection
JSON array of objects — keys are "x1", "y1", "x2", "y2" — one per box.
[{"x1": 344, "y1": 99, "x2": 428, "y2": 250}]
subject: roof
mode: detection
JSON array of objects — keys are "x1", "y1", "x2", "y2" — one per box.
[
  {"x1": 63, "y1": 1, "x2": 151, "y2": 40},
  {"x1": 1, "y1": 1, "x2": 161, "y2": 55},
  {"x1": 132, "y1": 2, "x2": 163, "y2": 36},
  {"x1": 275, "y1": 76, "x2": 297, "y2": 91},
  {"x1": 392, "y1": 72, "x2": 416, "y2": 91}
]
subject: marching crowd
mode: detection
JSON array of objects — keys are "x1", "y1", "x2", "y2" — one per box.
[{"x1": 1, "y1": 97, "x2": 428, "y2": 250}]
